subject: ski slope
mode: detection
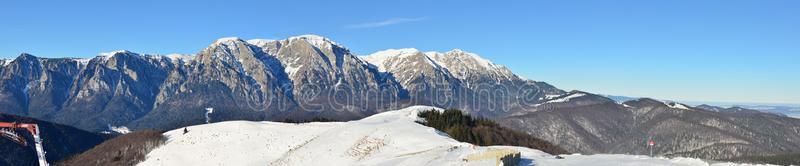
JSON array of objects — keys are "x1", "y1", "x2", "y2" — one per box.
[{"x1": 138, "y1": 106, "x2": 759, "y2": 166}]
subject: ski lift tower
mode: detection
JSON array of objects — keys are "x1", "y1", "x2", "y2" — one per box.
[{"x1": 0, "y1": 122, "x2": 48, "y2": 166}]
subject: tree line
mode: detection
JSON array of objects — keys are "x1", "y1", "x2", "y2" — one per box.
[{"x1": 417, "y1": 109, "x2": 568, "y2": 155}]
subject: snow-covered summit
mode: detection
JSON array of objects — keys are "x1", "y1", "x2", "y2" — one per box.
[
  {"x1": 441, "y1": 49, "x2": 500, "y2": 70},
  {"x1": 212, "y1": 37, "x2": 244, "y2": 45},
  {"x1": 427, "y1": 49, "x2": 515, "y2": 80},
  {"x1": 361, "y1": 48, "x2": 424, "y2": 72},
  {"x1": 245, "y1": 39, "x2": 276, "y2": 46},
  {"x1": 206, "y1": 37, "x2": 250, "y2": 55},
  {"x1": 287, "y1": 34, "x2": 342, "y2": 49},
  {"x1": 98, "y1": 50, "x2": 134, "y2": 57},
  {"x1": 362, "y1": 48, "x2": 506, "y2": 73},
  {"x1": 138, "y1": 105, "x2": 745, "y2": 166},
  {"x1": 211, "y1": 35, "x2": 340, "y2": 49},
  {"x1": 366, "y1": 48, "x2": 516, "y2": 81},
  {"x1": 365, "y1": 48, "x2": 421, "y2": 60}
]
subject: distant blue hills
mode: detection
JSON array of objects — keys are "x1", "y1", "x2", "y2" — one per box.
[{"x1": 601, "y1": 94, "x2": 800, "y2": 118}]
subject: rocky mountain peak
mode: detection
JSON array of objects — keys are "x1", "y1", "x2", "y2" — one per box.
[
  {"x1": 8, "y1": 53, "x2": 42, "y2": 70},
  {"x1": 286, "y1": 34, "x2": 343, "y2": 50},
  {"x1": 363, "y1": 48, "x2": 514, "y2": 76},
  {"x1": 206, "y1": 37, "x2": 252, "y2": 55},
  {"x1": 368, "y1": 48, "x2": 421, "y2": 58},
  {"x1": 14, "y1": 53, "x2": 39, "y2": 62},
  {"x1": 245, "y1": 39, "x2": 276, "y2": 47},
  {"x1": 425, "y1": 49, "x2": 517, "y2": 81},
  {"x1": 362, "y1": 48, "x2": 440, "y2": 72},
  {"x1": 98, "y1": 50, "x2": 135, "y2": 58},
  {"x1": 212, "y1": 37, "x2": 244, "y2": 45},
  {"x1": 93, "y1": 50, "x2": 153, "y2": 68},
  {"x1": 440, "y1": 49, "x2": 501, "y2": 69},
  {"x1": 4, "y1": 53, "x2": 43, "y2": 80},
  {"x1": 195, "y1": 37, "x2": 260, "y2": 66}
]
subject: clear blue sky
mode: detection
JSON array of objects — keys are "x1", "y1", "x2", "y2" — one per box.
[{"x1": 1, "y1": 0, "x2": 798, "y2": 104}]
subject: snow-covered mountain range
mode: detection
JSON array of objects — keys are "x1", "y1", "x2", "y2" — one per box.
[
  {"x1": 1, "y1": 35, "x2": 798, "y2": 162},
  {"x1": 0, "y1": 35, "x2": 562, "y2": 132}
]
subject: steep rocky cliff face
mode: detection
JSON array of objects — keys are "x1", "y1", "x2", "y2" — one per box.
[
  {"x1": 0, "y1": 52, "x2": 176, "y2": 131},
  {"x1": 131, "y1": 38, "x2": 295, "y2": 130},
  {"x1": 249, "y1": 36, "x2": 405, "y2": 116},
  {"x1": 362, "y1": 48, "x2": 565, "y2": 118},
  {"x1": 0, "y1": 35, "x2": 562, "y2": 131}
]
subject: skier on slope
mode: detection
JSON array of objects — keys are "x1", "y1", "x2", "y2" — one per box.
[{"x1": 183, "y1": 127, "x2": 188, "y2": 134}]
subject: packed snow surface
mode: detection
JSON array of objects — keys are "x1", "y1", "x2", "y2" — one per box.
[{"x1": 139, "y1": 106, "x2": 755, "y2": 166}]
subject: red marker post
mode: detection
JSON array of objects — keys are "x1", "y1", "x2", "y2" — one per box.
[{"x1": 647, "y1": 139, "x2": 655, "y2": 156}]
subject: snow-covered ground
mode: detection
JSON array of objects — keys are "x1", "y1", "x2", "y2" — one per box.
[{"x1": 138, "y1": 106, "x2": 763, "y2": 166}]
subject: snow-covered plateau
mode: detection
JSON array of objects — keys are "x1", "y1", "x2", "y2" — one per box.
[{"x1": 138, "y1": 106, "x2": 765, "y2": 166}]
